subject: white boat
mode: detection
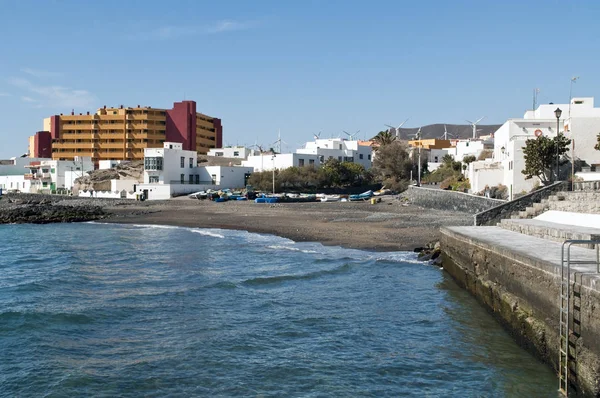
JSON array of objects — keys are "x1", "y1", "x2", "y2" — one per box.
[{"x1": 320, "y1": 194, "x2": 341, "y2": 202}]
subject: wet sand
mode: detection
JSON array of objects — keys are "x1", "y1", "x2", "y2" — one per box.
[{"x1": 103, "y1": 196, "x2": 472, "y2": 252}]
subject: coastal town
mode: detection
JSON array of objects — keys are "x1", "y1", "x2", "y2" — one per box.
[
  {"x1": 2, "y1": 97, "x2": 600, "y2": 201},
  {"x1": 4, "y1": 2, "x2": 600, "y2": 397}
]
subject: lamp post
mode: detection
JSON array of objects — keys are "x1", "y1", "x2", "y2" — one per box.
[{"x1": 555, "y1": 108, "x2": 562, "y2": 182}]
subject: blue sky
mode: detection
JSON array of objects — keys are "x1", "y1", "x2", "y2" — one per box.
[{"x1": 1, "y1": 0, "x2": 599, "y2": 158}]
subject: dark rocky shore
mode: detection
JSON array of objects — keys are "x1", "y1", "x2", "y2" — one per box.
[{"x1": 0, "y1": 194, "x2": 109, "y2": 224}]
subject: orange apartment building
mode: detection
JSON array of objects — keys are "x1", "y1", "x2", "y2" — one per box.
[{"x1": 29, "y1": 100, "x2": 222, "y2": 165}]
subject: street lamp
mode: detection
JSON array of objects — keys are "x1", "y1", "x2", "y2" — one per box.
[{"x1": 554, "y1": 107, "x2": 562, "y2": 182}]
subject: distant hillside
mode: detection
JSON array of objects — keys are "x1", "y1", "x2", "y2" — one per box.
[{"x1": 381, "y1": 123, "x2": 502, "y2": 140}]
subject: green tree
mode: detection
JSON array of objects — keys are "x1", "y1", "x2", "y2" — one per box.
[
  {"x1": 372, "y1": 130, "x2": 396, "y2": 149},
  {"x1": 522, "y1": 134, "x2": 571, "y2": 185},
  {"x1": 462, "y1": 155, "x2": 477, "y2": 165},
  {"x1": 371, "y1": 141, "x2": 412, "y2": 192}
]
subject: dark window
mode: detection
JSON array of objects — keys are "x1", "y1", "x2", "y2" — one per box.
[
  {"x1": 309, "y1": 159, "x2": 315, "y2": 165},
  {"x1": 368, "y1": 154, "x2": 371, "y2": 160},
  {"x1": 149, "y1": 176, "x2": 159, "y2": 183},
  {"x1": 359, "y1": 154, "x2": 363, "y2": 160},
  {"x1": 189, "y1": 174, "x2": 193, "y2": 184},
  {"x1": 180, "y1": 174, "x2": 185, "y2": 183},
  {"x1": 298, "y1": 159, "x2": 305, "y2": 167},
  {"x1": 144, "y1": 157, "x2": 163, "y2": 170},
  {"x1": 189, "y1": 157, "x2": 194, "y2": 168},
  {"x1": 195, "y1": 174, "x2": 199, "y2": 184},
  {"x1": 180, "y1": 157, "x2": 185, "y2": 168}
]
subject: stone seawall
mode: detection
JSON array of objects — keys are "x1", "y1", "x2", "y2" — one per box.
[
  {"x1": 401, "y1": 186, "x2": 504, "y2": 214},
  {"x1": 440, "y1": 227, "x2": 600, "y2": 397},
  {"x1": 474, "y1": 181, "x2": 566, "y2": 226}
]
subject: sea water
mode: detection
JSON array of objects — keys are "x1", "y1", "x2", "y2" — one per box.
[{"x1": 0, "y1": 223, "x2": 558, "y2": 397}]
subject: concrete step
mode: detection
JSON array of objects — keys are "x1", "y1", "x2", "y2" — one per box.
[
  {"x1": 499, "y1": 218, "x2": 600, "y2": 247},
  {"x1": 519, "y1": 211, "x2": 529, "y2": 218}
]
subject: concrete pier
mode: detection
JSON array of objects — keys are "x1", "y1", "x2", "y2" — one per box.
[{"x1": 441, "y1": 226, "x2": 600, "y2": 397}]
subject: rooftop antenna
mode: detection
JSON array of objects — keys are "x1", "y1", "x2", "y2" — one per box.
[
  {"x1": 569, "y1": 76, "x2": 579, "y2": 118},
  {"x1": 384, "y1": 118, "x2": 410, "y2": 139},
  {"x1": 465, "y1": 117, "x2": 485, "y2": 139}
]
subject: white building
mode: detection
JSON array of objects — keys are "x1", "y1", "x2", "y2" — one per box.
[
  {"x1": 24, "y1": 157, "x2": 94, "y2": 194},
  {"x1": 297, "y1": 138, "x2": 373, "y2": 169},
  {"x1": 98, "y1": 160, "x2": 124, "y2": 170},
  {"x1": 138, "y1": 142, "x2": 253, "y2": 200},
  {"x1": 241, "y1": 153, "x2": 321, "y2": 172},
  {"x1": 0, "y1": 157, "x2": 49, "y2": 192},
  {"x1": 469, "y1": 97, "x2": 600, "y2": 198},
  {"x1": 445, "y1": 138, "x2": 494, "y2": 162},
  {"x1": 207, "y1": 146, "x2": 258, "y2": 159}
]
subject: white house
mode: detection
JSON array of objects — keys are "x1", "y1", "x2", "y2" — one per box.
[
  {"x1": 242, "y1": 153, "x2": 321, "y2": 172},
  {"x1": 0, "y1": 157, "x2": 49, "y2": 192},
  {"x1": 207, "y1": 146, "x2": 258, "y2": 159},
  {"x1": 24, "y1": 157, "x2": 94, "y2": 194},
  {"x1": 297, "y1": 138, "x2": 373, "y2": 169},
  {"x1": 138, "y1": 142, "x2": 254, "y2": 200},
  {"x1": 469, "y1": 97, "x2": 600, "y2": 198},
  {"x1": 445, "y1": 138, "x2": 494, "y2": 162}
]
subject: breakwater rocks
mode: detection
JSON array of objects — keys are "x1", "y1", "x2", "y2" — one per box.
[{"x1": 0, "y1": 195, "x2": 106, "y2": 224}]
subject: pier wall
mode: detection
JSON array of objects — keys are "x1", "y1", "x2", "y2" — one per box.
[
  {"x1": 402, "y1": 186, "x2": 503, "y2": 214},
  {"x1": 440, "y1": 227, "x2": 600, "y2": 397}
]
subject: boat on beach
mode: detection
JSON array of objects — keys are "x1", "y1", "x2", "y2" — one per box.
[{"x1": 349, "y1": 190, "x2": 373, "y2": 201}]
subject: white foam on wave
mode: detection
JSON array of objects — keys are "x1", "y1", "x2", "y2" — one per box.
[
  {"x1": 266, "y1": 245, "x2": 319, "y2": 254},
  {"x1": 189, "y1": 229, "x2": 225, "y2": 239}
]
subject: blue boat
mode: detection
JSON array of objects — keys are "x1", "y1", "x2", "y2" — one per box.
[
  {"x1": 349, "y1": 190, "x2": 374, "y2": 201},
  {"x1": 255, "y1": 197, "x2": 278, "y2": 204}
]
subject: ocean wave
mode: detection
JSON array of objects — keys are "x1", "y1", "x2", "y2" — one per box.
[
  {"x1": 189, "y1": 229, "x2": 225, "y2": 239},
  {"x1": 242, "y1": 263, "x2": 353, "y2": 286},
  {"x1": 266, "y1": 245, "x2": 318, "y2": 254}
]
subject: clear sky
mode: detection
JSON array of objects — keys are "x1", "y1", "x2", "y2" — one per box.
[{"x1": 1, "y1": 0, "x2": 599, "y2": 158}]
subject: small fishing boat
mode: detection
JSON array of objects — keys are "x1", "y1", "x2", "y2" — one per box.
[
  {"x1": 320, "y1": 194, "x2": 341, "y2": 202},
  {"x1": 349, "y1": 190, "x2": 373, "y2": 201}
]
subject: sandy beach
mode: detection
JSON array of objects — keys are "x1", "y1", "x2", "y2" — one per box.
[{"x1": 102, "y1": 196, "x2": 473, "y2": 251}]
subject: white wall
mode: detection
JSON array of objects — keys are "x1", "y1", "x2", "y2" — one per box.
[
  {"x1": 0, "y1": 175, "x2": 30, "y2": 192},
  {"x1": 208, "y1": 147, "x2": 257, "y2": 159},
  {"x1": 467, "y1": 161, "x2": 504, "y2": 194},
  {"x1": 242, "y1": 153, "x2": 320, "y2": 172},
  {"x1": 297, "y1": 138, "x2": 373, "y2": 169},
  {"x1": 98, "y1": 160, "x2": 123, "y2": 170}
]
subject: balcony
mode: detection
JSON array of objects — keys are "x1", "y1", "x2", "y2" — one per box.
[
  {"x1": 97, "y1": 142, "x2": 126, "y2": 149},
  {"x1": 40, "y1": 173, "x2": 52, "y2": 179},
  {"x1": 53, "y1": 142, "x2": 94, "y2": 150},
  {"x1": 24, "y1": 173, "x2": 37, "y2": 180}
]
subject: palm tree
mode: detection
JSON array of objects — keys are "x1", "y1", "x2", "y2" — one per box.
[{"x1": 372, "y1": 130, "x2": 396, "y2": 149}]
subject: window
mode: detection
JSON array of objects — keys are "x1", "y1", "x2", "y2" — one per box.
[
  {"x1": 215, "y1": 152, "x2": 223, "y2": 157},
  {"x1": 338, "y1": 156, "x2": 342, "y2": 161},
  {"x1": 195, "y1": 174, "x2": 200, "y2": 184},
  {"x1": 144, "y1": 157, "x2": 163, "y2": 170},
  {"x1": 309, "y1": 159, "x2": 315, "y2": 165},
  {"x1": 339, "y1": 144, "x2": 343, "y2": 150},
  {"x1": 149, "y1": 176, "x2": 159, "y2": 183},
  {"x1": 189, "y1": 157, "x2": 194, "y2": 168},
  {"x1": 189, "y1": 174, "x2": 194, "y2": 184},
  {"x1": 233, "y1": 151, "x2": 239, "y2": 157},
  {"x1": 180, "y1": 157, "x2": 185, "y2": 168},
  {"x1": 211, "y1": 174, "x2": 217, "y2": 184},
  {"x1": 180, "y1": 174, "x2": 185, "y2": 183},
  {"x1": 359, "y1": 154, "x2": 363, "y2": 160},
  {"x1": 298, "y1": 159, "x2": 305, "y2": 167},
  {"x1": 368, "y1": 155, "x2": 371, "y2": 160}
]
